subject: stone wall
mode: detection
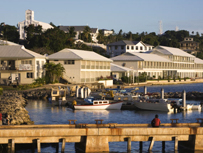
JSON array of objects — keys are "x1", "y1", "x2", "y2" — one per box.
[{"x1": 0, "y1": 92, "x2": 34, "y2": 125}]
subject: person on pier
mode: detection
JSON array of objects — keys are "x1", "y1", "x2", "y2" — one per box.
[{"x1": 151, "y1": 114, "x2": 161, "y2": 127}]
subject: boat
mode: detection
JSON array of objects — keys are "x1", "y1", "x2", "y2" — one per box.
[
  {"x1": 50, "y1": 86, "x2": 67, "y2": 106},
  {"x1": 191, "y1": 103, "x2": 201, "y2": 110},
  {"x1": 74, "y1": 100, "x2": 123, "y2": 110},
  {"x1": 134, "y1": 100, "x2": 173, "y2": 112}
]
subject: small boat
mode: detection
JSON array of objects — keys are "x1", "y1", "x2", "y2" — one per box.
[
  {"x1": 74, "y1": 100, "x2": 123, "y2": 110},
  {"x1": 191, "y1": 103, "x2": 201, "y2": 110},
  {"x1": 50, "y1": 86, "x2": 67, "y2": 106},
  {"x1": 134, "y1": 100, "x2": 173, "y2": 112}
]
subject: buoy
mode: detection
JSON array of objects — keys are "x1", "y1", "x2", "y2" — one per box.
[{"x1": 72, "y1": 100, "x2": 77, "y2": 105}]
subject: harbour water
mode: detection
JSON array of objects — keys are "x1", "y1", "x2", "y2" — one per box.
[{"x1": 19, "y1": 83, "x2": 203, "y2": 153}]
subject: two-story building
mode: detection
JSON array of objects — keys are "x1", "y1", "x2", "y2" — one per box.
[
  {"x1": 0, "y1": 45, "x2": 46, "y2": 85},
  {"x1": 58, "y1": 26, "x2": 99, "y2": 43},
  {"x1": 180, "y1": 37, "x2": 199, "y2": 53},
  {"x1": 18, "y1": 9, "x2": 53, "y2": 40},
  {"x1": 111, "y1": 45, "x2": 203, "y2": 80},
  {"x1": 47, "y1": 48, "x2": 112, "y2": 84},
  {"x1": 106, "y1": 40, "x2": 154, "y2": 57}
]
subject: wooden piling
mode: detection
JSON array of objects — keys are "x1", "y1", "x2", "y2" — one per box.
[
  {"x1": 148, "y1": 137, "x2": 155, "y2": 151},
  {"x1": 174, "y1": 137, "x2": 178, "y2": 151},
  {"x1": 127, "y1": 137, "x2": 131, "y2": 151},
  {"x1": 61, "y1": 138, "x2": 66, "y2": 153},
  {"x1": 139, "y1": 141, "x2": 143, "y2": 151},
  {"x1": 37, "y1": 139, "x2": 41, "y2": 153},
  {"x1": 162, "y1": 141, "x2": 165, "y2": 151}
]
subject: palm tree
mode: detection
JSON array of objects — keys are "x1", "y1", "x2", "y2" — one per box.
[{"x1": 44, "y1": 62, "x2": 65, "y2": 83}]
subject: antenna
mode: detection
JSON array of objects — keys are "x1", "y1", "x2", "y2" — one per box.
[
  {"x1": 175, "y1": 26, "x2": 179, "y2": 31},
  {"x1": 159, "y1": 20, "x2": 163, "y2": 35}
]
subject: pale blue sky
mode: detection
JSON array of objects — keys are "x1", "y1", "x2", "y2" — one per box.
[{"x1": 1, "y1": 0, "x2": 203, "y2": 34}]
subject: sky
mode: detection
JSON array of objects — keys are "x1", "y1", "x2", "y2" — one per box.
[{"x1": 1, "y1": 0, "x2": 203, "y2": 34}]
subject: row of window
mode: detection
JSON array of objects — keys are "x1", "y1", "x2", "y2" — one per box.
[
  {"x1": 81, "y1": 65, "x2": 110, "y2": 69},
  {"x1": 138, "y1": 61, "x2": 203, "y2": 69}
]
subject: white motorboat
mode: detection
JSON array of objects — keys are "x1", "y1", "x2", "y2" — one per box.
[
  {"x1": 74, "y1": 100, "x2": 123, "y2": 110},
  {"x1": 134, "y1": 100, "x2": 173, "y2": 112},
  {"x1": 191, "y1": 103, "x2": 201, "y2": 110}
]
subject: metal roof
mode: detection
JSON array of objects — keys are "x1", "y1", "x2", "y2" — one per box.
[
  {"x1": 111, "y1": 52, "x2": 171, "y2": 62},
  {"x1": 107, "y1": 40, "x2": 153, "y2": 47},
  {"x1": 152, "y1": 46, "x2": 195, "y2": 57},
  {"x1": 48, "y1": 48, "x2": 112, "y2": 62},
  {"x1": 0, "y1": 45, "x2": 45, "y2": 58},
  {"x1": 194, "y1": 58, "x2": 203, "y2": 64},
  {"x1": 111, "y1": 63, "x2": 133, "y2": 72}
]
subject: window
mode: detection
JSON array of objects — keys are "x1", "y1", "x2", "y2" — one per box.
[
  {"x1": 27, "y1": 72, "x2": 33, "y2": 78},
  {"x1": 131, "y1": 46, "x2": 134, "y2": 50},
  {"x1": 136, "y1": 46, "x2": 138, "y2": 50},
  {"x1": 64, "y1": 60, "x2": 75, "y2": 64},
  {"x1": 127, "y1": 46, "x2": 129, "y2": 50},
  {"x1": 140, "y1": 46, "x2": 143, "y2": 50},
  {"x1": 145, "y1": 47, "x2": 147, "y2": 50},
  {"x1": 121, "y1": 46, "x2": 124, "y2": 49}
]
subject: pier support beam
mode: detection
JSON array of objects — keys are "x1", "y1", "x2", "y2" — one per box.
[
  {"x1": 127, "y1": 137, "x2": 131, "y2": 151},
  {"x1": 148, "y1": 137, "x2": 155, "y2": 151},
  {"x1": 174, "y1": 137, "x2": 178, "y2": 151},
  {"x1": 75, "y1": 136, "x2": 109, "y2": 152},
  {"x1": 8, "y1": 139, "x2": 15, "y2": 153},
  {"x1": 37, "y1": 139, "x2": 41, "y2": 153},
  {"x1": 162, "y1": 141, "x2": 165, "y2": 151},
  {"x1": 61, "y1": 138, "x2": 66, "y2": 153},
  {"x1": 139, "y1": 141, "x2": 143, "y2": 151}
]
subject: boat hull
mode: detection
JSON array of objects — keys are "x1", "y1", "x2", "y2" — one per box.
[
  {"x1": 134, "y1": 102, "x2": 172, "y2": 112},
  {"x1": 74, "y1": 102, "x2": 123, "y2": 110}
]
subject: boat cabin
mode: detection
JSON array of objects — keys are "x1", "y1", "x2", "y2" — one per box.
[
  {"x1": 51, "y1": 87, "x2": 66, "y2": 101},
  {"x1": 93, "y1": 100, "x2": 109, "y2": 105}
]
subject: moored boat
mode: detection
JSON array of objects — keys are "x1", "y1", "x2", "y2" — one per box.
[{"x1": 74, "y1": 100, "x2": 123, "y2": 110}]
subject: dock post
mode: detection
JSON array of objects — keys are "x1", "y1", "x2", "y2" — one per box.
[
  {"x1": 144, "y1": 86, "x2": 147, "y2": 95},
  {"x1": 127, "y1": 137, "x2": 131, "y2": 151},
  {"x1": 148, "y1": 137, "x2": 155, "y2": 151},
  {"x1": 174, "y1": 137, "x2": 178, "y2": 151},
  {"x1": 55, "y1": 143, "x2": 59, "y2": 153},
  {"x1": 76, "y1": 86, "x2": 79, "y2": 97},
  {"x1": 139, "y1": 141, "x2": 143, "y2": 151},
  {"x1": 162, "y1": 141, "x2": 165, "y2": 151},
  {"x1": 37, "y1": 139, "x2": 41, "y2": 153},
  {"x1": 8, "y1": 139, "x2": 15, "y2": 153},
  {"x1": 161, "y1": 88, "x2": 164, "y2": 99},
  {"x1": 61, "y1": 138, "x2": 66, "y2": 153},
  {"x1": 182, "y1": 90, "x2": 186, "y2": 108}
]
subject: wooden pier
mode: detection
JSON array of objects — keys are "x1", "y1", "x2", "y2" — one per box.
[{"x1": 1, "y1": 119, "x2": 203, "y2": 153}]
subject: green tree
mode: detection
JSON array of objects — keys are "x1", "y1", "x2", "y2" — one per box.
[
  {"x1": 80, "y1": 26, "x2": 92, "y2": 42},
  {"x1": 44, "y1": 62, "x2": 65, "y2": 83},
  {"x1": 68, "y1": 27, "x2": 76, "y2": 38},
  {"x1": 2, "y1": 24, "x2": 19, "y2": 43}
]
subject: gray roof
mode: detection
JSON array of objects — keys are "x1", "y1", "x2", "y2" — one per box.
[
  {"x1": 107, "y1": 40, "x2": 153, "y2": 47},
  {"x1": 0, "y1": 45, "x2": 45, "y2": 58},
  {"x1": 48, "y1": 48, "x2": 112, "y2": 62},
  {"x1": 152, "y1": 46, "x2": 195, "y2": 57},
  {"x1": 0, "y1": 40, "x2": 19, "y2": 46},
  {"x1": 59, "y1": 26, "x2": 98, "y2": 33},
  {"x1": 111, "y1": 63, "x2": 133, "y2": 72},
  {"x1": 111, "y1": 52, "x2": 171, "y2": 62}
]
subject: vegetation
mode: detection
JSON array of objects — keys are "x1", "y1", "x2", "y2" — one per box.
[
  {"x1": 0, "y1": 87, "x2": 3, "y2": 95},
  {"x1": 43, "y1": 62, "x2": 65, "y2": 83},
  {"x1": 1, "y1": 22, "x2": 203, "y2": 59}
]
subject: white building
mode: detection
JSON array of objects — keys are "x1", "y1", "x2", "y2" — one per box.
[
  {"x1": 47, "y1": 48, "x2": 112, "y2": 84},
  {"x1": 18, "y1": 9, "x2": 53, "y2": 40},
  {"x1": 111, "y1": 45, "x2": 203, "y2": 79},
  {"x1": 107, "y1": 40, "x2": 154, "y2": 57},
  {"x1": 59, "y1": 26, "x2": 99, "y2": 43},
  {"x1": 101, "y1": 29, "x2": 114, "y2": 36},
  {"x1": 0, "y1": 45, "x2": 46, "y2": 85}
]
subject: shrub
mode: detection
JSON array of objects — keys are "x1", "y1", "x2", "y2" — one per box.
[{"x1": 0, "y1": 87, "x2": 3, "y2": 95}]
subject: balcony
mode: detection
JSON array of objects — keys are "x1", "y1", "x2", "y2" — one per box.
[{"x1": 0, "y1": 64, "x2": 33, "y2": 71}]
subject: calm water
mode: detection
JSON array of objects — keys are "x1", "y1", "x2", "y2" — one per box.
[{"x1": 20, "y1": 83, "x2": 203, "y2": 153}]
